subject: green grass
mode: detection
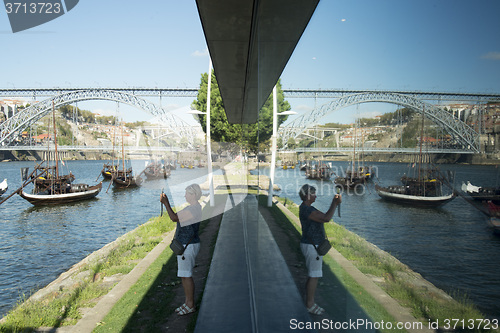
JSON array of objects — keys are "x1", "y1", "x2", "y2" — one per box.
[
  {"x1": 0, "y1": 214, "x2": 175, "y2": 333},
  {"x1": 93, "y1": 194, "x2": 226, "y2": 333},
  {"x1": 92, "y1": 244, "x2": 178, "y2": 332}
]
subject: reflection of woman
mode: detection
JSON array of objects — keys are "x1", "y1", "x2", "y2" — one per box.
[
  {"x1": 160, "y1": 184, "x2": 202, "y2": 316},
  {"x1": 299, "y1": 184, "x2": 341, "y2": 315}
]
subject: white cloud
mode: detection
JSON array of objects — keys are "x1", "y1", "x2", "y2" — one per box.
[
  {"x1": 192, "y1": 49, "x2": 208, "y2": 57},
  {"x1": 481, "y1": 52, "x2": 500, "y2": 60}
]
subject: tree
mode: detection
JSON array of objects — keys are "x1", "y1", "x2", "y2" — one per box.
[{"x1": 191, "y1": 72, "x2": 291, "y2": 152}]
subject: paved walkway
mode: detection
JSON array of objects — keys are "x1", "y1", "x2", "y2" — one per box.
[{"x1": 194, "y1": 194, "x2": 314, "y2": 333}]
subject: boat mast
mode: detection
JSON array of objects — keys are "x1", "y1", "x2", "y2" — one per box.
[
  {"x1": 121, "y1": 120, "x2": 125, "y2": 173},
  {"x1": 52, "y1": 101, "x2": 59, "y2": 178},
  {"x1": 351, "y1": 118, "x2": 357, "y2": 182},
  {"x1": 112, "y1": 102, "x2": 118, "y2": 167},
  {"x1": 418, "y1": 105, "x2": 425, "y2": 194}
]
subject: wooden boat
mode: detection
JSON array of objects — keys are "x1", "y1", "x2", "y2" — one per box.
[
  {"x1": 112, "y1": 168, "x2": 143, "y2": 188},
  {"x1": 400, "y1": 168, "x2": 447, "y2": 197},
  {"x1": 485, "y1": 201, "x2": 500, "y2": 235},
  {"x1": 375, "y1": 184, "x2": 455, "y2": 207},
  {"x1": 375, "y1": 106, "x2": 455, "y2": 207},
  {"x1": 143, "y1": 161, "x2": 170, "y2": 180},
  {"x1": 334, "y1": 166, "x2": 372, "y2": 189},
  {"x1": 334, "y1": 120, "x2": 373, "y2": 188},
  {"x1": 0, "y1": 179, "x2": 7, "y2": 196},
  {"x1": 305, "y1": 162, "x2": 333, "y2": 180},
  {"x1": 461, "y1": 181, "x2": 500, "y2": 204},
  {"x1": 282, "y1": 161, "x2": 295, "y2": 170},
  {"x1": 112, "y1": 122, "x2": 142, "y2": 188},
  {"x1": 16, "y1": 103, "x2": 102, "y2": 205},
  {"x1": 19, "y1": 182, "x2": 102, "y2": 205},
  {"x1": 101, "y1": 163, "x2": 117, "y2": 180},
  {"x1": 34, "y1": 166, "x2": 75, "y2": 187}
]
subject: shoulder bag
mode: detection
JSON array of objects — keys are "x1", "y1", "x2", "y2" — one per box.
[
  {"x1": 170, "y1": 222, "x2": 194, "y2": 257},
  {"x1": 306, "y1": 231, "x2": 331, "y2": 257}
]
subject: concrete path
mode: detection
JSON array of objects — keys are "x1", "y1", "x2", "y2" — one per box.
[{"x1": 194, "y1": 194, "x2": 315, "y2": 333}]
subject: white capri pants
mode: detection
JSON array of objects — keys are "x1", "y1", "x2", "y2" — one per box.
[
  {"x1": 301, "y1": 243, "x2": 323, "y2": 278},
  {"x1": 177, "y1": 243, "x2": 201, "y2": 277}
]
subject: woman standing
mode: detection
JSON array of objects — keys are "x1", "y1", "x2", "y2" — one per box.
[
  {"x1": 299, "y1": 184, "x2": 341, "y2": 315},
  {"x1": 160, "y1": 184, "x2": 203, "y2": 316}
]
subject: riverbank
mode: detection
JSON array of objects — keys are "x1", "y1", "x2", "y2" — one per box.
[
  {"x1": 1, "y1": 149, "x2": 498, "y2": 165},
  {"x1": 0, "y1": 149, "x2": 112, "y2": 162},
  {"x1": 295, "y1": 152, "x2": 500, "y2": 165}
]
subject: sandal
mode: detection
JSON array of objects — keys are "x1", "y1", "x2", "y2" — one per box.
[
  {"x1": 307, "y1": 303, "x2": 325, "y2": 315},
  {"x1": 175, "y1": 303, "x2": 186, "y2": 313},
  {"x1": 176, "y1": 303, "x2": 196, "y2": 316}
]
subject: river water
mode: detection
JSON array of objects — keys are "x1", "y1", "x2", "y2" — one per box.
[{"x1": 1, "y1": 160, "x2": 499, "y2": 320}]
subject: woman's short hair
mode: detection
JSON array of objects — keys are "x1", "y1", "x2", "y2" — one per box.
[
  {"x1": 299, "y1": 184, "x2": 316, "y2": 201},
  {"x1": 186, "y1": 183, "x2": 202, "y2": 200}
]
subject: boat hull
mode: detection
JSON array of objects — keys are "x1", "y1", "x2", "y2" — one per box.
[
  {"x1": 102, "y1": 171, "x2": 113, "y2": 180},
  {"x1": 19, "y1": 182, "x2": 102, "y2": 205},
  {"x1": 375, "y1": 185, "x2": 455, "y2": 207},
  {"x1": 112, "y1": 176, "x2": 142, "y2": 188},
  {"x1": 144, "y1": 171, "x2": 168, "y2": 179},
  {"x1": 462, "y1": 182, "x2": 500, "y2": 203}
]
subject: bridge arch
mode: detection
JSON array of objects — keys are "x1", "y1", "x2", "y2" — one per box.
[
  {"x1": 0, "y1": 89, "x2": 202, "y2": 146},
  {"x1": 278, "y1": 92, "x2": 480, "y2": 152}
]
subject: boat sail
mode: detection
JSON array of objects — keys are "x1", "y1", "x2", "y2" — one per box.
[
  {"x1": 18, "y1": 102, "x2": 102, "y2": 205},
  {"x1": 375, "y1": 107, "x2": 456, "y2": 207}
]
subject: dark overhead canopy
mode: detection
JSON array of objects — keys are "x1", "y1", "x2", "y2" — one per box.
[{"x1": 195, "y1": 0, "x2": 319, "y2": 124}]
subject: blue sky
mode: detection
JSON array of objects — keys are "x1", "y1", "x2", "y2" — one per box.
[{"x1": 1, "y1": 0, "x2": 500, "y2": 124}]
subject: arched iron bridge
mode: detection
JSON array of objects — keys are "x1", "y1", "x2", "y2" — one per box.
[
  {"x1": 278, "y1": 92, "x2": 483, "y2": 153},
  {"x1": 1, "y1": 88, "x2": 498, "y2": 152},
  {"x1": 0, "y1": 89, "x2": 202, "y2": 147}
]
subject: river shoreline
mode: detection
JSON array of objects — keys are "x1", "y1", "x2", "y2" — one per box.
[{"x1": 1, "y1": 149, "x2": 498, "y2": 165}]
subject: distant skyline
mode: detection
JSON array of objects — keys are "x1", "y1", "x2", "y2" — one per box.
[{"x1": 2, "y1": 0, "x2": 500, "y2": 124}]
